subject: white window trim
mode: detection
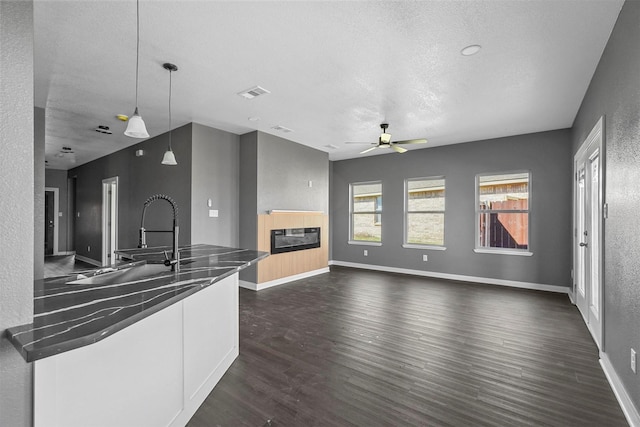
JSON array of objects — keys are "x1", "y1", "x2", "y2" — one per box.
[
  {"x1": 349, "y1": 180, "x2": 383, "y2": 244},
  {"x1": 402, "y1": 244, "x2": 446, "y2": 251},
  {"x1": 475, "y1": 170, "x2": 531, "y2": 253},
  {"x1": 404, "y1": 176, "x2": 446, "y2": 248},
  {"x1": 473, "y1": 248, "x2": 533, "y2": 256},
  {"x1": 348, "y1": 240, "x2": 383, "y2": 247}
]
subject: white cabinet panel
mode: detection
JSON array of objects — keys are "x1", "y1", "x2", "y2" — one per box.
[
  {"x1": 183, "y1": 274, "x2": 238, "y2": 401},
  {"x1": 34, "y1": 273, "x2": 240, "y2": 427},
  {"x1": 35, "y1": 302, "x2": 184, "y2": 427}
]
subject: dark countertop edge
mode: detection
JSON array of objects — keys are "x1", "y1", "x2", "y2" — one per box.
[{"x1": 10, "y1": 251, "x2": 268, "y2": 363}]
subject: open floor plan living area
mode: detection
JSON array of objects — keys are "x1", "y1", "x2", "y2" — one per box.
[{"x1": 2, "y1": 1, "x2": 639, "y2": 426}]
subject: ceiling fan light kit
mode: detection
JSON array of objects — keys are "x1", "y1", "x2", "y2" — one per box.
[
  {"x1": 351, "y1": 123, "x2": 427, "y2": 155},
  {"x1": 124, "y1": 0, "x2": 149, "y2": 139}
]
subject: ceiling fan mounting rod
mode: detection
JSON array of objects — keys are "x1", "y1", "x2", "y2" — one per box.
[{"x1": 380, "y1": 123, "x2": 389, "y2": 131}]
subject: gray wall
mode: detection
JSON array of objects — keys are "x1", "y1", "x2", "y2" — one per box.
[
  {"x1": 571, "y1": 0, "x2": 640, "y2": 408},
  {"x1": 256, "y1": 132, "x2": 329, "y2": 214},
  {"x1": 69, "y1": 124, "x2": 193, "y2": 263},
  {"x1": 35, "y1": 107, "x2": 45, "y2": 279},
  {"x1": 238, "y1": 131, "x2": 330, "y2": 283},
  {"x1": 191, "y1": 123, "x2": 240, "y2": 247},
  {"x1": 331, "y1": 129, "x2": 573, "y2": 287},
  {"x1": 239, "y1": 132, "x2": 258, "y2": 283},
  {"x1": 45, "y1": 168, "x2": 70, "y2": 253},
  {"x1": 0, "y1": 1, "x2": 34, "y2": 426}
]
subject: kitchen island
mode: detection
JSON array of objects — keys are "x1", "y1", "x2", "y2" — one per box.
[{"x1": 7, "y1": 244, "x2": 268, "y2": 427}]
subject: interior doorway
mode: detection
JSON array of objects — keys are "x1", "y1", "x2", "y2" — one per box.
[
  {"x1": 44, "y1": 187, "x2": 59, "y2": 256},
  {"x1": 102, "y1": 177, "x2": 119, "y2": 266},
  {"x1": 573, "y1": 116, "x2": 604, "y2": 349}
]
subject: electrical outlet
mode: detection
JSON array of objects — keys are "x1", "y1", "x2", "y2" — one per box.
[
  {"x1": 631, "y1": 348, "x2": 637, "y2": 374},
  {"x1": 422, "y1": 254, "x2": 428, "y2": 262},
  {"x1": 363, "y1": 249, "x2": 368, "y2": 256}
]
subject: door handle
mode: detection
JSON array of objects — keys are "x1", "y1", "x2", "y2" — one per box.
[{"x1": 579, "y1": 242, "x2": 588, "y2": 247}]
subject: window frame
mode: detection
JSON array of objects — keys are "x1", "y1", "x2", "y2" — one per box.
[
  {"x1": 402, "y1": 176, "x2": 446, "y2": 250},
  {"x1": 474, "y1": 170, "x2": 533, "y2": 256},
  {"x1": 348, "y1": 180, "x2": 383, "y2": 246}
]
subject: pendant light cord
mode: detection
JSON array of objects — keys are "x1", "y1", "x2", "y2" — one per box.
[
  {"x1": 168, "y1": 69, "x2": 173, "y2": 150},
  {"x1": 135, "y1": 0, "x2": 140, "y2": 108}
]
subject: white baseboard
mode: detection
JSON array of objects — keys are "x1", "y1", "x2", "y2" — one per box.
[
  {"x1": 239, "y1": 267, "x2": 330, "y2": 291},
  {"x1": 329, "y1": 260, "x2": 570, "y2": 294},
  {"x1": 74, "y1": 255, "x2": 101, "y2": 267},
  {"x1": 600, "y1": 352, "x2": 640, "y2": 427}
]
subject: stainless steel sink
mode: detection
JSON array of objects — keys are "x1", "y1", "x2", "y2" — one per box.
[{"x1": 67, "y1": 263, "x2": 173, "y2": 286}]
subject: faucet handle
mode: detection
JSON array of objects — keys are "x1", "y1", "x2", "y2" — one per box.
[{"x1": 163, "y1": 250, "x2": 177, "y2": 267}]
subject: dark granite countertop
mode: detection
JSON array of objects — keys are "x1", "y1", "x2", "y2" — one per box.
[{"x1": 7, "y1": 244, "x2": 268, "y2": 362}]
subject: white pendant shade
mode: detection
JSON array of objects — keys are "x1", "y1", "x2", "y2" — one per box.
[
  {"x1": 162, "y1": 149, "x2": 177, "y2": 165},
  {"x1": 124, "y1": 108, "x2": 149, "y2": 138}
]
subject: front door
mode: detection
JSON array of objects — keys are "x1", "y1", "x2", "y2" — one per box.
[{"x1": 574, "y1": 117, "x2": 603, "y2": 349}]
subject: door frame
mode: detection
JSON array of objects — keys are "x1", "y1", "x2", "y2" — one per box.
[
  {"x1": 572, "y1": 116, "x2": 605, "y2": 349},
  {"x1": 45, "y1": 187, "x2": 60, "y2": 256},
  {"x1": 102, "y1": 177, "x2": 119, "y2": 265}
]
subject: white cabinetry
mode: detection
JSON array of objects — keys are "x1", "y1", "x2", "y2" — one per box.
[{"x1": 34, "y1": 273, "x2": 239, "y2": 427}]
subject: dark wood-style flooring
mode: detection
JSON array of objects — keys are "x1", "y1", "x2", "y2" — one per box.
[
  {"x1": 188, "y1": 266, "x2": 627, "y2": 427},
  {"x1": 44, "y1": 254, "x2": 95, "y2": 278}
]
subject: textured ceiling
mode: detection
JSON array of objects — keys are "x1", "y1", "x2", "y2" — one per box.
[{"x1": 35, "y1": 0, "x2": 624, "y2": 169}]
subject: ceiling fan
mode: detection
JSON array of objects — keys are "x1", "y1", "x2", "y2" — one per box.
[{"x1": 346, "y1": 123, "x2": 427, "y2": 154}]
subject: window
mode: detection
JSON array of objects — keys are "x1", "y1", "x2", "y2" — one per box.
[
  {"x1": 404, "y1": 177, "x2": 445, "y2": 247},
  {"x1": 350, "y1": 181, "x2": 382, "y2": 243},
  {"x1": 476, "y1": 172, "x2": 530, "y2": 252}
]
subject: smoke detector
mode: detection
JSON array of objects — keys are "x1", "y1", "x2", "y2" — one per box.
[{"x1": 237, "y1": 85, "x2": 270, "y2": 99}]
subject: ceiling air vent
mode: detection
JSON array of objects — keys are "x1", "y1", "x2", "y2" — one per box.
[
  {"x1": 237, "y1": 85, "x2": 270, "y2": 99},
  {"x1": 271, "y1": 125, "x2": 293, "y2": 133},
  {"x1": 95, "y1": 125, "x2": 112, "y2": 134}
]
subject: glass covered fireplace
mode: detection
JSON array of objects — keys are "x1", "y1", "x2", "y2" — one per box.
[{"x1": 270, "y1": 227, "x2": 321, "y2": 254}]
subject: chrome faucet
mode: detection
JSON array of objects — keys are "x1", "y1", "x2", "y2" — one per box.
[{"x1": 139, "y1": 194, "x2": 180, "y2": 272}]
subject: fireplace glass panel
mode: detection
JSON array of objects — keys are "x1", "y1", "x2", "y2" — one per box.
[{"x1": 271, "y1": 227, "x2": 321, "y2": 254}]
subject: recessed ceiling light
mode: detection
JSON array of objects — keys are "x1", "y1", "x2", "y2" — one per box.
[
  {"x1": 248, "y1": 116, "x2": 260, "y2": 122},
  {"x1": 271, "y1": 125, "x2": 293, "y2": 133},
  {"x1": 461, "y1": 44, "x2": 481, "y2": 56}
]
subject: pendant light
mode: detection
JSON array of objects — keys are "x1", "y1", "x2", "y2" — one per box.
[
  {"x1": 124, "y1": 0, "x2": 149, "y2": 138},
  {"x1": 161, "y1": 63, "x2": 178, "y2": 166}
]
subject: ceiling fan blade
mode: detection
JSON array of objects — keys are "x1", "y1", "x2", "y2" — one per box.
[
  {"x1": 391, "y1": 144, "x2": 407, "y2": 153},
  {"x1": 395, "y1": 138, "x2": 427, "y2": 145},
  {"x1": 360, "y1": 146, "x2": 378, "y2": 154}
]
